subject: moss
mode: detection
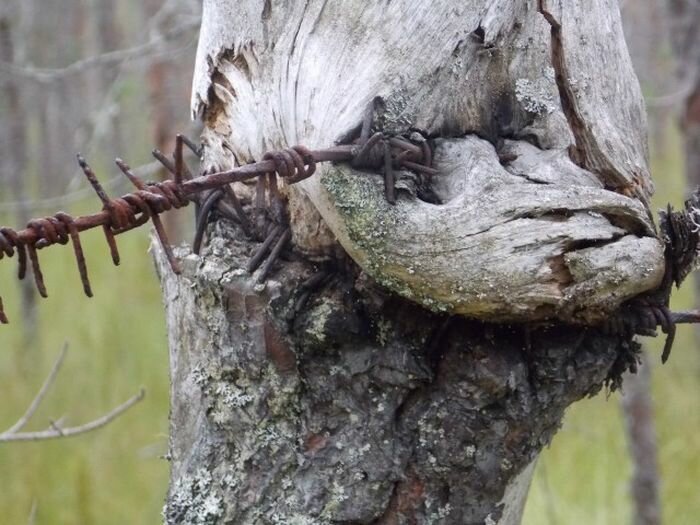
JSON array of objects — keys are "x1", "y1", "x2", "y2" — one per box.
[
  {"x1": 319, "y1": 166, "x2": 532, "y2": 318},
  {"x1": 321, "y1": 168, "x2": 398, "y2": 270}
]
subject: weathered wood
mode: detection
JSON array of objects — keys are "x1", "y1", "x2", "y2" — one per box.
[
  {"x1": 190, "y1": 0, "x2": 663, "y2": 323},
  {"x1": 157, "y1": 2, "x2": 659, "y2": 523}
]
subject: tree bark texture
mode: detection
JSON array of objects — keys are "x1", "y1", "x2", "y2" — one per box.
[
  {"x1": 157, "y1": 226, "x2": 638, "y2": 524},
  {"x1": 158, "y1": 1, "x2": 657, "y2": 523}
]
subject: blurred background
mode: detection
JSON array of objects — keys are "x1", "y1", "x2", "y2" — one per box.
[{"x1": 0, "y1": 0, "x2": 697, "y2": 523}]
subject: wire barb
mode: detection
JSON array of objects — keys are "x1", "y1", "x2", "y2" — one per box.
[
  {"x1": 1, "y1": 125, "x2": 698, "y2": 365},
  {"x1": 0, "y1": 130, "x2": 435, "y2": 325}
]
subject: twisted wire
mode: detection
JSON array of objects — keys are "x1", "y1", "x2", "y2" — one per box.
[
  {"x1": 0, "y1": 128, "x2": 696, "y2": 367},
  {"x1": 0, "y1": 133, "x2": 434, "y2": 324}
]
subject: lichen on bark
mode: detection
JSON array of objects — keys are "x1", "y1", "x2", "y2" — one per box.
[
  {"x1": 160, "y1": 1, "x2": 662, "y2": 523},
  {"x1": 157, "y1": 222, "x2": 640, "y2": 524}
]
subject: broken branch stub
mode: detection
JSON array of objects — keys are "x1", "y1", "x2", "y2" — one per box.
[
  {"x1": 192, "y1": 0, "x2": 663, "y2": 323},
  {"x1": 319, "y1": 137, "x2": 663, "y2": 323}
]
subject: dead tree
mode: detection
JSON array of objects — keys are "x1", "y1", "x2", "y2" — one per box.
[
  {"x1": 155, "y1": 1, "x2": 685, "y2": 524},
  {"x1": 621, "y1": 352, "x2": 661, "y2": 525},
  {"x1": 1, "y1": 0, "x2": 697, "y2": 523},
  {"x1": 668, "y1": 0, "x2": 700, "y2": 186}
]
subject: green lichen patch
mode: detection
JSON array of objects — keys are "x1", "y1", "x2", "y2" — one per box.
[
  {"x1": 321, "y1": 167, "x2": 400, "y2": 269},
  {"x1": 321, "y1": 167, "x2": 457, "y2": 314}
]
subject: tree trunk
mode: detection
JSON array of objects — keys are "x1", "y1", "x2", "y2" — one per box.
[
  {"x1": 620, "y1": 0, "x2": 675, "y2": 152},
  {"x1": 93, "y1": 0, "x2": 125, "y2": 156},
  {"x1": 156, "y1": 226, "x2": 636, "y2": 524},
  {"x1": 621, "y1": 352, "x2": 661, "y2": 525},
  {"x1": 159, "y1": 1, "x2": 657, "y2": 523},
  {"x1": 143, "y1": 0, "x2": 185, "y2": 242},
  {"x1": 666, "y1": 1, "x2": 700, "y2": 300},
  {"x1": 0, "y1": 7, "x2": 38, "y2": 348}
]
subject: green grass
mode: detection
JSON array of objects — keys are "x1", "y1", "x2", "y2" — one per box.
[
  {"x1": 0, "y1": 130, "x2": 698, "y2": 524},
  {"x1": 0, "y1": 223, "x2": 170, "y2": 525}
]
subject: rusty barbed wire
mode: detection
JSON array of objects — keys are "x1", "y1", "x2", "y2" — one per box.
[
  {"x1": 0, "y1": 131, "x2": 435, "y2": 324},
  {"x1": 1, "y1": 127, "x2": 698, "y2": 366}
]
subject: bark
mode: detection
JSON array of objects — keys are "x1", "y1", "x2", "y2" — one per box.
[
  {"x1": 157, "y1": 224, "x2": 637, "y2": 524},
  {"x1": 621, "y1": 352, "x2": 661, "y2": 525},
  {"x1": 158, "y1": 1, "x2": 657, "y2": 523}
]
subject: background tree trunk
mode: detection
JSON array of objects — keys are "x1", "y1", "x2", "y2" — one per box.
[
  {"x1": 0, "y1": 6, "x2": 37, "y2": 348},
  {"x1": 621, "y1": 352, "x2": 661, "y2": 525},
  {"x1": 159, "y1": 1, "x2": 656, "y2": 523},
  {"x1": 667, "y1": 1, "x2": 700, "y2": 297}
]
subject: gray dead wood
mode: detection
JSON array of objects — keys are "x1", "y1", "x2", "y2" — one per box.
[
  {"x1": 156, "y1": 1, "x2": 659, "y2": 523},
  {"x1": 190, "y1": 0, "x2": 662, "y2": 324}
]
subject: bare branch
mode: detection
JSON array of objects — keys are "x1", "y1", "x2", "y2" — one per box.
[
  {"x1": 0, "y1": 345, "x2": 145, "y2": 443},
  {"x1": 0, "y1": 150, "x2": 200, "y2": 214},
  {"x1": 0, "y1": 19, "x2": 199, "y2": 83},
  {"x1": 2, "y1": 343, "x2": 67, "y2": 435},
  {"x1": 27, "y1": 500, "x2": 37, "y2": 525},
  {"x1": 0, "y1": 389, "x2": 145, "y2": 443}
]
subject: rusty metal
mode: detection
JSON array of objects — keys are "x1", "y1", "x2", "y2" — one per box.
[
  {"x1": 221, "y1": 184, "x2": 252, "y2": 237},
  {"x1": 193, "y1": 189, "x2": 224, "y2": 254},
  {"x1": 247, "y1": 225, "x2": 284, "y2": 274},
  {"x1": 604, "y1": 299, "x2": 681, "y2": 363},
  {"x1": 669, "y1": 310, "x2": 700, "y2": 324},
  {"x1": 178, "y1": 134, "x2": 203, "y2": 158},
  {"x1": 2, "y1": 122, "x2": 694, "y2": 366},
  {"x1": 344, "y1": 101, "x2": 437, "y2": 204},
  {"x1": 257, "y1": 228, "x2": 292, "y2": 283},
  {"x1": 0, "y1": 131, "x2": 434, "y2": 324},
  {"x1": 291, "y1": 270, "x2": 332, "y2": 317}
]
